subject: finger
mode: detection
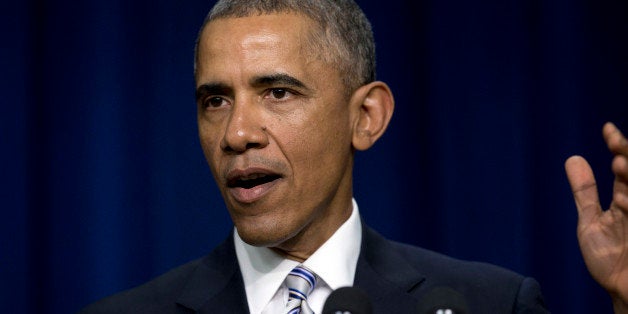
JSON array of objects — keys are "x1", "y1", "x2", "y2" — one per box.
[
  {"x1": 612, "y1": 154, "x2": 628, "y2": 183},
  {"x1": 603, "y1": 122, "x2": 628, "y2": 157},
  {"x1": 611, "y1": 155, "x2": 628, "y2": 211},
  {"x1": 565, "y1": 155, "x2": 603, "y2": 226}
]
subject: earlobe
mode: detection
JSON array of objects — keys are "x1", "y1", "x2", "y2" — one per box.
[{"x1": 351, "y1": 81, "x2": 395, "y2": 151}]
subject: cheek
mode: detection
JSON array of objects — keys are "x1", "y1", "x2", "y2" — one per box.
[
  {"x1": 198, "y1": 123, "x2": 223, "y2": 168},
  {"x1": 283, "y1": 107, "x2": 352, "y2": 172}
]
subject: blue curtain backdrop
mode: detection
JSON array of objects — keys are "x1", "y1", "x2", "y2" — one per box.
[{"x1": 2, "y1": 0, "x2": 627, "y2": 313}]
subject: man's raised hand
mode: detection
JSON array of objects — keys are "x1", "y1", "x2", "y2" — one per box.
[{"x1": 565, "y1": 122, "x2": 628, "y2": 313}]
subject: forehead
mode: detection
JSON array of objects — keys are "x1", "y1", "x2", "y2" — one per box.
[
  {"x1": 196, "y1": 13, "x2": 320, "y2": 78},
  {"x1": 195, "y1": 12, "x2": 349, "y2": 97},
  {"x1": 202, "y1": 12, "x2": 316, "y2": 43}
]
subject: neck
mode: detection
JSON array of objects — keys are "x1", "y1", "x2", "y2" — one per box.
[{"x1": 271, "y1": 199, "x2": 353, "y2": 262}]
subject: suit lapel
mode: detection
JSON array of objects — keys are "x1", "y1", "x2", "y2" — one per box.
[
  {"x1": 173, "y1": 225, "x2": 427, "y2": 313},
  {"x1": 354, "y1": 226, "x2": 426, "y2": 312},
  {"x1": 175, "y1": 234, "x2": 249, "y2": 314}
]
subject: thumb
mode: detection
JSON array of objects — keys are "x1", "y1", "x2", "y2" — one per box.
[{"x1": 565, "y1": 155, "x2": 602, "y2": 227}]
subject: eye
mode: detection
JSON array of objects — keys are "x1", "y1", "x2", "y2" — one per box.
[
  {"x1": 203, "y1": 96, "x2": 228, "y2": 109},
  {"x1": 269, "y1": 88, "x2": 290, "y2": 100}
]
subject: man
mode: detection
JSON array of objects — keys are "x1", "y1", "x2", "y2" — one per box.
[{"x1": 80, "y1": 0, "x2": 628, "y2": 313}]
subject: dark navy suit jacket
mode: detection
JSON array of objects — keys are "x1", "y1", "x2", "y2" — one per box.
[{"x1": 79, "y1": 226, "x2": 549, "y2": 313}]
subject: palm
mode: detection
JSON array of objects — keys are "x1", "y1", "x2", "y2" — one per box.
[{"x1": 577, "y1": 201, "x2": 628, "y2": 297}]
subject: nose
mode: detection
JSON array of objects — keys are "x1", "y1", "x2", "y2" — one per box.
[{"x1": 220, "y1": 100, "x2": 269, "y2": 153}]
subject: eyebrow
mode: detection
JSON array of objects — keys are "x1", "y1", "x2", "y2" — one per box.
[{"x1": 250, "y1": 73, "x2": 310, "y2": 91}]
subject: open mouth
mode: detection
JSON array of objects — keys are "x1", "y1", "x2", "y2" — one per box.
[{"x1": 227, "y1": 173, "x2": 282, "y2": 189}]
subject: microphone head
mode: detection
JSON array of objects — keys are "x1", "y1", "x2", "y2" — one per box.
[
  {"x1": 416, "y1": 286, "x2": 469, "y2": 314},
  {"x1": 322, "y1": 286, "x2": 373, "y2": 314}
]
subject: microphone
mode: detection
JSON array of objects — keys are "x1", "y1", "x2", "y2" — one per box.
[
  {"x1": 415, "y1": 286, "x2": 469, "y2": 314},
  {"x1": 322, "y1": 286, "x2": 373, "y2": 314}
]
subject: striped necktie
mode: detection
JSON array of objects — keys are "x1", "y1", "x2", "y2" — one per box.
[{"x1": 285, "y1": 265, "x2": 317, "y2": 314}]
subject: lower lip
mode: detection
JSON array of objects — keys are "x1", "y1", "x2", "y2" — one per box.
[{"x1": 228, "y1": 179, "x2": 280, "y2": 204}]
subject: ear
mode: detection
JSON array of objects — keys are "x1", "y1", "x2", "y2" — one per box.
[{"x1": 350, "y1": 81, "x2": 395, "y2": 151}]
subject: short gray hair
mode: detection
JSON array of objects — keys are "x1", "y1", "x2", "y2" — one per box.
[{"x1": 194, "y1": 0, "x2": 376, "y2": 93}]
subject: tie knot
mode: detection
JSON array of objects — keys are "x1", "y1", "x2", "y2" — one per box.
[{"x1": 286, "y1": 265, "x2": 317, "y2": 301}]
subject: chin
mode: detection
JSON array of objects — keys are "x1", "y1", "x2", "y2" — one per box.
[{"x1": 236, "y1": 222, "x2": 294, "y2": 248}]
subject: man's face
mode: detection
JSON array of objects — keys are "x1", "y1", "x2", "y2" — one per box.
[{"x1": 195, "y1": 13, "x2": 356, "y2": 252}]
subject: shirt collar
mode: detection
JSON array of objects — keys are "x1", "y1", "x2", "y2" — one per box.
[{"x1": 234, "y1": 198, "x2": 363, "y2": 314}]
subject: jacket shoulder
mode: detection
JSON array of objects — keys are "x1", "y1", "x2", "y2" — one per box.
[
  {"x1": 78, "y1": 257, "x2": 203, "y2": 314},
  {"x1": 360, "y1": 227, "x2": 549, "y2": 313},
  {"x1": 393, "y1": 240, "x2": 525, "y2": 283}
]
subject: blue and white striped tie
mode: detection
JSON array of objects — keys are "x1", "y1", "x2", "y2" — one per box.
[{"x1": 285, "y1": 265, "x2": 317, "y2": 314}]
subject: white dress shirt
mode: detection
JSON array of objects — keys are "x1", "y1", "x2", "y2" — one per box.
[{"x1": 234, "y1": 198, "x2": 363, "y2": 314}]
